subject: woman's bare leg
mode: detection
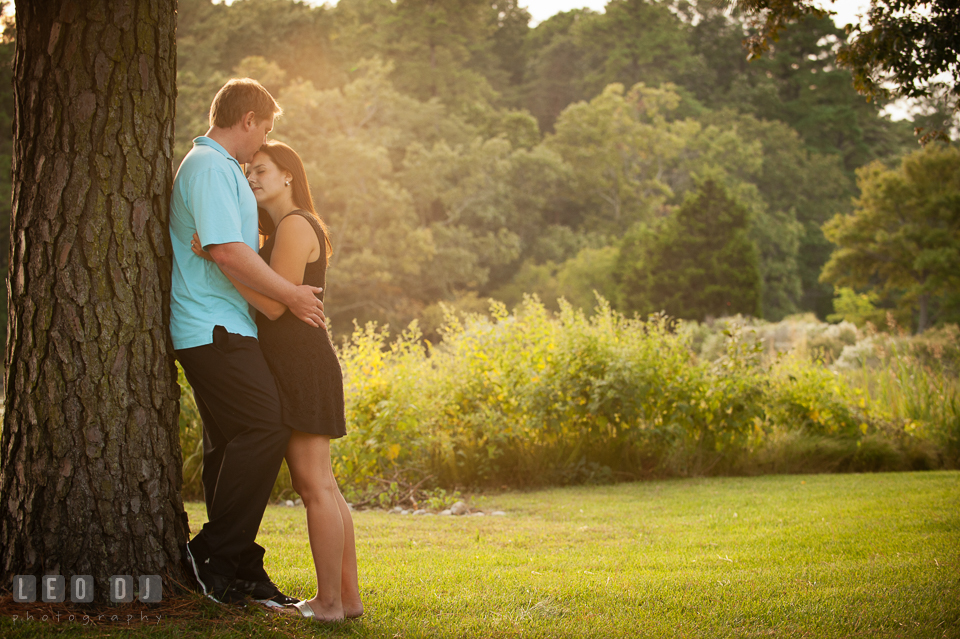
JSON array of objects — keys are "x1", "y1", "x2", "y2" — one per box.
[
  {"x1": 286, "y1": 431, "x2": 344, "y2": 621},
  {"x1": 335, "y1": 489, "x2": 363, "y2": 618}
]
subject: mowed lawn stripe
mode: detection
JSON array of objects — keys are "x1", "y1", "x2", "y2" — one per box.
[{"x1": 176, "y1": 471, "x2": 958, "y2": 637}]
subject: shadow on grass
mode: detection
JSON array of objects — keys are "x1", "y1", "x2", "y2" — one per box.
[{"x1": 0, "y1": 586, "x2": 358, "y2": 637}]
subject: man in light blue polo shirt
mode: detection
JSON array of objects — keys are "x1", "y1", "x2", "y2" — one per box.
[{"x1": 170, "y1": 78, "x2": 324, "y2": 607}]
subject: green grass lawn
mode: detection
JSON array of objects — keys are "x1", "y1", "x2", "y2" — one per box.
[{"x1": 3, "y1": 471, "x2": 959, "y2": 637}]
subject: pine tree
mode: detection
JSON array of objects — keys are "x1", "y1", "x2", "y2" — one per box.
[
  {"x1": 1, "y1": 0, "x2": 187, "y2": 592},
  {"x1": 618, "y1": 179, "x2": 763, "y2": 320}
]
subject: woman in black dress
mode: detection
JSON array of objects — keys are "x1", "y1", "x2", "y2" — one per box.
[{"x1": 192, "y1": 141, "x2": 361, "y2": 621}]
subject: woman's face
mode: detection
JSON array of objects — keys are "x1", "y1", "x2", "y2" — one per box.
[{"x1": 245, "y1": 151, "x2": 290, "y2": 205}]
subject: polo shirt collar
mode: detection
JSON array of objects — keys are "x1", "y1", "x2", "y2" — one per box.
[{"x1": 193, "y1": 136, "x2": 241, "y2": 168}]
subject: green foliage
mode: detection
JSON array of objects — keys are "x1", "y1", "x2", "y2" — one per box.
[
  {"x1": 574, "y1": 0, "x2": 697, "y2": 101},
  {"x1": 357, "y1": 297, "x2": 773, "y2": 484},
  {"x1": 545, "y1": 82, "x2": 687, "y2": 233},
  {"x1": 489, "y1": 261, "x2": 561, "y2": 311},
  {"x1": 1, "y1": 0, "x2": 931, "y2": 345},
  {"x1": 340, "y1": 0, "x2": 502, "y2": 112},
  {"x1": 617, "y1": 179, "x2": 763, "y2": 321},
  {"x1": 546, "y1": 86, "x2": 810, "y2": 320},
  {"x1": 837, "y1": 0, "x2": 959, "y2": 108},
  {"x1": 821, "y1": 143, "x2": 960, "y2": 333},
  {"x1": 737, "y1": 0, "x2": 959, "y2": 142},
  {"x1": 177, "y1": 364, "x2": 204, "y2": 502},
  {"x1": 909, "y1": 323, "x2": 960, "y2": 375},
  {"x1": 841, "y1": 336, "x2": 960, "y2": 468},
  {"x1": 329, "y1": 302, "x2": 955, "y2": 487},
  {"x1": 700, "y1": 110, "x2": 853, "y2": 318},
  {"x1": 488, "y1": 0, "x2": 532, "y2": 102},
  {"x1": 827, "y1": 287, "x2": 885, "y2": 328},
  {"x1": 765, "y1": 351, "x2": 863, "y2": 439},
  {"x1": 742, "y1": 15, "x2": 906, "y2": 171},
  {"x1": 418, "y1": 291, "x2": 493, "y2": 343},
  {"x1": 178, "y1": 0, "x2": 339, "y2": 89},
  {"x1": 177, "y1": 300, "x2": 958, "y2": 501},
  {"x1": 334, "y1": 320, "x2": 433, "y2": 486},
  {"x1": 555, "y1": 245, "x2": 620, "y2": 311},
  {"x1": 399, "y1": 135, "x2": 568, "y2": 297},
  {"x1": 518, "y1": 8, "x2": 596, "y2": 133}
]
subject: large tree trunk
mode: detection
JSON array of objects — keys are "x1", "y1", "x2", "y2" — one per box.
[{"x1": 1, "y1": 0, "x2": 187, "y2": 595}]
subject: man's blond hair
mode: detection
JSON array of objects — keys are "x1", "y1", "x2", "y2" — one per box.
[{"x1": 209, "y1": 78, "x2": 282, "y2": 128}]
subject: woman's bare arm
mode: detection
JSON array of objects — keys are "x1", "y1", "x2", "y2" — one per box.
[{"x1": 192, "y1": 216, "x2": 321, "y2": 322}]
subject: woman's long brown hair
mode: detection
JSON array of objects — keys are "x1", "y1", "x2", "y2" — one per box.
[{"x1": 254, "y1": 140, "x2": 333, "y2": 258}]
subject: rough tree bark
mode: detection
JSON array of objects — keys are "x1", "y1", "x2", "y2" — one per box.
[{"x1": 0, "y1": 0, "x2": 187, "y2": 594}]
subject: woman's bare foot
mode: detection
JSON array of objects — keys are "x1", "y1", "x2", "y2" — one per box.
[
  {"x1": 342, "y1": 599, "x2": 364, "y2": 619},
  {"x1": 303, "y1": 597, "x2": 345, "y2": 622}
]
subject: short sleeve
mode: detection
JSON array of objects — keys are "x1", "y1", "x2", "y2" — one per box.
[{"x1": 189, "y1": 168, "x2": 245, "y2": 248}]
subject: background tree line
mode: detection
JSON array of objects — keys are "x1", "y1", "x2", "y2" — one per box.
[{"x1": 0, "y1": 0, "x2": 954, "y2": 340}]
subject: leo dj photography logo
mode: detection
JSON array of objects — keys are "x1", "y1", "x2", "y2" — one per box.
[{"x1": 12, "y1": 574, "x2": 162, "y2": 603}]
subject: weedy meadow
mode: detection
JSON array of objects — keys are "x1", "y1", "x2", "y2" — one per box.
[{"x1": 179, "y1": 297, "x2": 960, "y2": 507}]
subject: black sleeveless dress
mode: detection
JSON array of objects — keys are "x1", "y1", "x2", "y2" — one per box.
[{"x1": 256, "y1": 210, "x2": 346, "y2": 438}]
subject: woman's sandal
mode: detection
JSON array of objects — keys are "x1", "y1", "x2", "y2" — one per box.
[{"x1": 291, "y1": 600, "x2": 317, "y2": 619}]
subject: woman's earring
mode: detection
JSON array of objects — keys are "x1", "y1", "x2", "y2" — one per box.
[{"x1": 285, "y1": 180, "x2": 290, "y2": 186}]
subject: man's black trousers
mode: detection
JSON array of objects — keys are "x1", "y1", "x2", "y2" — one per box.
[{"x1": 176, "y1": 325, "x2": 291, "y2": 580}]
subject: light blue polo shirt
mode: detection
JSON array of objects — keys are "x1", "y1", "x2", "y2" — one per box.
[{"x1": 169, "y1": 136, "x2": 260, "y2": 350}]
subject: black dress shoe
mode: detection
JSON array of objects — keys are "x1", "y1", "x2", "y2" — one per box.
[
  {"x1": 185, "y1": 543, "x2": 249, "y2": 606},
  {"x1": 234, "y1": 577, "x2": 300, "y2": 608}
]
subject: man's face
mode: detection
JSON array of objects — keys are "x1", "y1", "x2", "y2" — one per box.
[{"x1": 238, "y1": 114, "x2": 274, "y2": 164}]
